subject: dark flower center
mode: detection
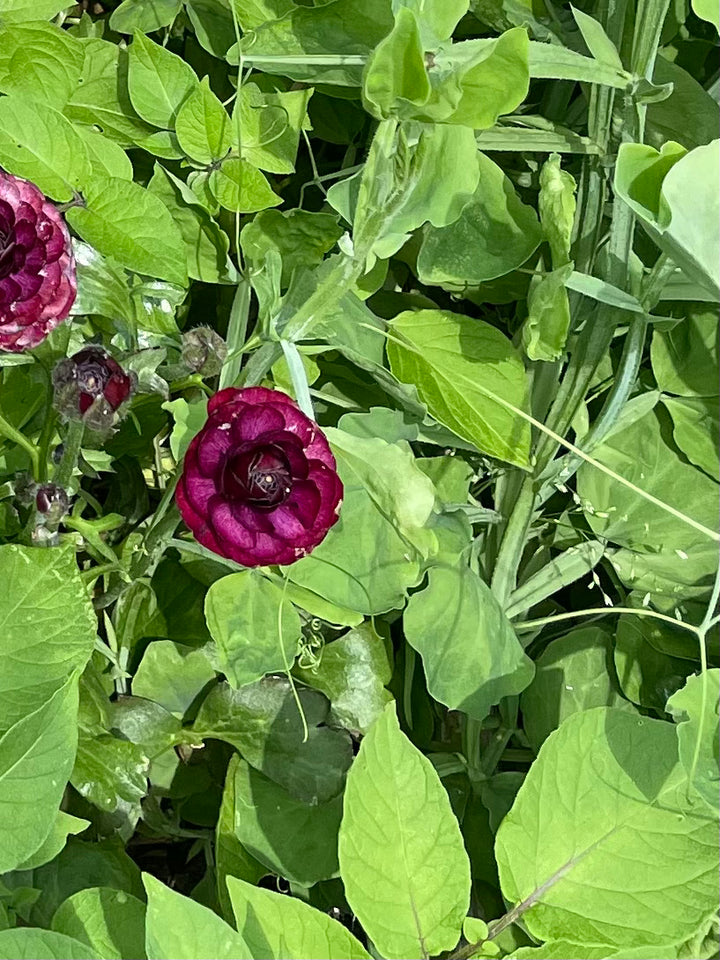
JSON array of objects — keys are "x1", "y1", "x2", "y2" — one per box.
[
  {"x1": 0, "y1": 224, "x2": 16, "y2": 280},
  {"x1": 221, "y1": 444, "x2": 292, "y2": 508}
]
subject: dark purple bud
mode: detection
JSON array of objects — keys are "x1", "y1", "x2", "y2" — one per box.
[
  {"x1": 176, "y1": 387, "x2": 343, "y2": 567},
  {"x1": 35, "y1": 482, "x2": 70, "y2": 522},
  {"x1": 0, "y1": 170, "x2": 76, "y2": 352},
  {"x1": 181, "y1": 327, "x2": 227, "y2": 377},
  {"x1": 53, "y1": 346, "x2": 136, "y2": 430}
]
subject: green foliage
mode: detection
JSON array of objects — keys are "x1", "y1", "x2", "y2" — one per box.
[
  {"x1": 0, "y1": 2, "x2": 718, "y2": 957},
  {"x1": 338, "y1": 704, "x2": 471, "y2": 959}
]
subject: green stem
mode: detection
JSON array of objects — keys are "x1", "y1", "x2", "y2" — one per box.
[
  {"x1": 515, "y1": 605, "x2": 702, "y2": 637},
  {"x1": 53, "y1": 419, "x2": 85, "y2": 490},
  {"x1": 0, "y1": 413, "x2": 40, "y2": 478},
  {"x1": 220, "y1": 280, "x2": 251, "y2": 389}
]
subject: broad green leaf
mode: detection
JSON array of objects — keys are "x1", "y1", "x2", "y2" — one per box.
[
  {"x1": 663, "y1": 396, "x2": 719, "y2": 478},
  {"x1": 294, "y1": 622, "x2": 393, "y2": 734},
  {"x1": 70, "y1": 241, "x2": 134, "y2": 324},
  {"x1": 71, "y1": 733, "x2": 149, "y2": 816},
  {"x1": 193, "y1": 677, "x2": 352, "y2": 802},
  {"x1": 143, "y1": 874, "x2": 251, "y2": 960},
  {"x1": 65, "y1": 39, "x2": 156, "y2": 147},
  {"x1": 362, "y1": 7, "x2": 430, "y2": 121},
  {"x1": 614, "y1": 141, "x2": 687, "y2": 224},
  {"x1": 508, "y1": 942, "x2": 684, "y2": 959},
  {"x1": 0, "y1": 21, "x2": 85, "y2": 109},
  {"x1": 184, "y1": 0, "x2": 235, "y2": 58},
  {"x1": 76, "y1": 127, "x2": 133, "y2": 181},
  {"x1": 614, "y1": 613, "x2": 696, "y2": 712},
  {"x1": 204, "y1": 571, "x2": 302, "y2": 687},
  {"x1": 395, "y1": 0, "x2": 469, "y2": 46},
  {"x1": 0, "y1": 929, "x2": 100, "y2": 960},
  {"x1": 233, "y1": 83, "x2": 312, "y2": 175},
  {"x1": 175, "y1": 76, "x2": 232, "y2": 164},
  {"x1": 691, "y1": 0, "x2": 720, "y2": 31},
  {"x1": 404, "y1": 565, "x2": 534, "y2": 721},
  {"x1": 520, "y1": 627, "x2": 632, "y2": 752},
  {"x1": 0, "y1": 544, "x2": 96, "y2": 735},
  {"x1": 416, "y1": 456, "x2": 473, "y2": 503},
  {"x1": 230, "y1": 0, "x2": 294, "y2": 31},
  {"x1": 147, "y1": 165, "x2": 235, "y2": 283},
  {"x1": 0, "y1": 677, "x2": 79, "y2": 874},
  {"x1": 496, "y1": 708, "x2": 719, "y2": 947},
  {"x1": 651, "y1": 307, "x2": 719, "y2": 396},
  {"x1": 127, "y1": 31, "x2": 197, "y2": 129},
  {"x1": 67, "y1": 176, "x2": 187, "y2": 285},
  {"x1": 0, "y1": 0, "x2": 72, "y2": 19},
  {"x1": 231, "y1": 0, "x2": 395, "y2": 86},
  {"x1": 226, "y1": 875, "x2": 372, "y2": 960},
  {"x1": 418, "y1": 152, "x2": 542, "y2": 287},
  {"x1": 51, "y1": 888, "x2": 147, "y2": 960},
  {"x1": 343, "y1": 121, "x2": 480, "y2": 262},
  {"x1": 0, "y1": 95, "x2": 90, "y2": 201},
  {"x1": 15, "y1": 812, "x2": 89, "y2": 872},
  {"x1": 616, "y1": 140, "x2": 720, "y2": 299},
  {"x1": 325, "y1": 428, "x2": 436, "y2": 556},
  {"x1": 387, "y1": 309, "x2": 531, "y2": 467},
  {"x1": 667, "y1": 670, "x2": 720, "y2": 809},
  {"x1": 19, "y1": 836, "x2": 145, "y2": 929},
  {"x1": 215, "y1": 754, "x2": 267, "y2": 919},
  {"x1": 646, "y1": 56, "x2": 720, "y2": 152},
  {"x1": 339, "y1": 703, "x2": 471, "y2": 959},
  {"x1": 522, "y1": 263, "x2": 573, "y2": 362},
  {"x1": 109, "y1": 0, "x2": 182, "y2": 33},
  {"x1": 424, "y1": 29, "x2": 530, "y2": 129},
  {"x1": 208, "y1": 157, "x2": 282, "y2": 213},
  {"x1": 232, "y1": 758, "x2": 343, "y2": 885},
  {"x1": 577, "y1": 408, "x2": 719, "y2": 602},
  {"x1": 287, "y1": 435, "x2": 435, "y2": 614},
  {"x1": 241, "y1": 209, "x2": 343, "y2": 287},
  {"x1": 132, "y1": 640, "x2": 215, "y2": 718}
]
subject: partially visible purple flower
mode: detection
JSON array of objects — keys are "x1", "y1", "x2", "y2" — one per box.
[
  {"x1": 177, "y1": 387, "x2": 343, "y2": 567},
  {"x1": 0, "y1": 170, "x2": 76, "y2": 352},
  {"x1": 53, "y1": 347, "x2": 136, "y2": 430}
]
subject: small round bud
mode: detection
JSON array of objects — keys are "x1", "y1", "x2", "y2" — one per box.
[
  {"x1": 35, "y1": 482, "x2": 70, "y2": 523},
  {"x1": 181, "y1": 327, "x2": 227, "y2": 377},
  {"x1": 53, "y1": 347, "x2": 136, "y2": 430}
]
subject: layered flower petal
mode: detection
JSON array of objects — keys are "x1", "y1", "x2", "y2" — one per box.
[
  {"x1": 0, "y1": 170, "x2": 76, "y2": 352},
  {"x1": 177, "y1": 387, "x2": 343, "y2": 568}
]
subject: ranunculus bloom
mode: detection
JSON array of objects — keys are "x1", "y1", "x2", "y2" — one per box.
[
  {"x1": 52, "y1": 347, "x2": 136, "y2": 430},
  {"x1": 177, "y1": 387, "x2": 343, "y2": 567},
  {"x1": 0, "y1": 170, "x2": 76, "y2": 352}
]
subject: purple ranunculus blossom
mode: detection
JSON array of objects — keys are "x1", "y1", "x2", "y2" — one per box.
[
  {"x1": 0, "y1": 170, "x2": 77, "y2": 352},
  {"x1": 52, "y1": 347, "x2": 136, "y2": 430},
  {"x1": 177, "y1": 387, "x2": 343, "y2": 567}
]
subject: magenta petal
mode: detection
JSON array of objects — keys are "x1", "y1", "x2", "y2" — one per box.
[
  {"x1": 231, "y1": 403, "x2": 286, "y2": 443},
  {"x1": 195, "y1": 422, "x2": 233, "y2": 477}
]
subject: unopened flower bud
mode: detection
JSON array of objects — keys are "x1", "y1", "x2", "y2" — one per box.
[
  {"x1": 181, "y1": 327, "x2": 227, "y2": 377},
  {"x1": 53, "y1": 347, "x2": 136, "y2": 431},
  {"x1": 35, "y1": 482, "x2": 70, "y2": 524}
]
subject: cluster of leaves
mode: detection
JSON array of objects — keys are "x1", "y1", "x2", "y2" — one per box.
[{"x1": 0, "y1": 0, "x2": 718, "y2": 959}]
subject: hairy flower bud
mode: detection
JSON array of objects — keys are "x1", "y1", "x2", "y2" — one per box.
[
  {"x1": 177, "y1": 387, "x2": 343, "y2": 567},
  {"x1": 35, "y1": 482, "x2": 70, "y2": 524},
  {"x1": 181, "y1": 327, "x2": 227, "y2": 377},
  {"x1": 0, "y1": 170, "x2": 76, "y2": 352},
  {"x1": 53, "y1": 347, "x2": 136, "y2": 430}
]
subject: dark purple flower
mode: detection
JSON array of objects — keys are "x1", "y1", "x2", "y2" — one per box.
[
  {"x1": 0, "y1": 170, "x2": 76, "y2": 352},
  {"x1": 52, "y1": 347, "x2": 136, "y2": 430},
  {"x1": 177, "y1": 387, "x2": 343, "y2": 567}
]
